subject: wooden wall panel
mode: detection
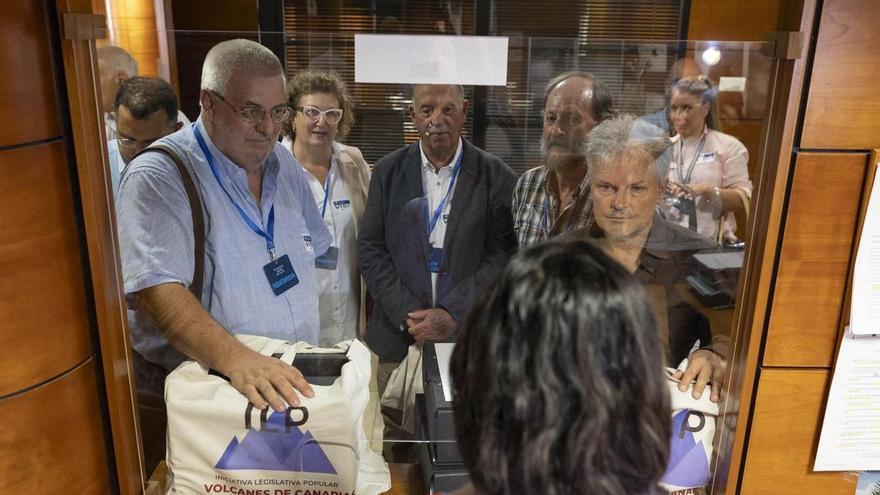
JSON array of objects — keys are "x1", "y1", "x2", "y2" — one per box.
[
  {"x1": 741, "y1": 369, "x2": 855, "y2": 493},
  {"x1": 764, "y1": 152, "x2": 867, "y2": 367},
  {"x1": 0, "y1": 1, "x2": 62, "y2": 146},
  {"x1": 801, "y1": 0, "x2": 880, "y2": 149},
  {"x1": 687, "y1": 0, "x2": 782, "y2": 41},
  {"x1": 0, "y1": 142, "x2": 93, "y2": 396},
  {"x1": 0, "y1": 360, "x2": 111, "y2": 493},
  {"x1": 105, "y1": 0, "x2": 160, "y2": 77}
]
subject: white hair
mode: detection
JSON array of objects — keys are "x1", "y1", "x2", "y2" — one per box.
[
  {"x1": 584, "y1": 114, "x2": 673, "y2": 182},
  {"x1": 97, "y1": 45, "x2": 138, "y2": 77},
  {"x1": 200, "y1": 39, "x2": 283, "y2": 94}
]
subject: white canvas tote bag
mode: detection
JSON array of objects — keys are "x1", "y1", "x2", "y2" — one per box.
[
  {"x1": 659, "y1": 366, "x2": 720, "y2": 494},
  {"x1": 164, "y1": 335, "x2": 390, "y2": 495}
]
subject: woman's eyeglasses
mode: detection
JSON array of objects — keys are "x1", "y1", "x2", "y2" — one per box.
[{"x1": 295, "y1": 105, "x2": 343, "y2": 125}]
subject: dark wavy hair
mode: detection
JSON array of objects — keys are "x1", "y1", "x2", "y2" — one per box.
[
  {"x1": 451, "y1": 240, "x2": 670, "y2": 495},
  {"x1": 284, "y1": 69, "x2": 355, "y2": 139}
]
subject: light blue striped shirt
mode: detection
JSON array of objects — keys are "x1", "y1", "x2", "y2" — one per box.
[{"x1": 117, "y1": 119, "x2": 332, "y2": 369}]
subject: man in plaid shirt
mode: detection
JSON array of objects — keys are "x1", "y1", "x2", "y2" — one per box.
[{"x1": 512, "y1": 71, "x2": 615, "y2": 247}]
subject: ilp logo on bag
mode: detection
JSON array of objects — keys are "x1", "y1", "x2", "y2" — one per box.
[
  {"x1": 215, "y1": 405, "x2": 336, "y2": 474},
  {"x1": 659, "y1": 367, "x2": 718, "y2": 495},
  {"x1": 661, "y1": 409, "x2": 710, "y2": 489},
  {"x1": 164, "y1": 337, "x2": 391, "y2": 494}
]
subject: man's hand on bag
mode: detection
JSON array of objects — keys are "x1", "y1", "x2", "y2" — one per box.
[
  {"x1": 406, "y1": 308, "x2": 455, "y2": 343},
  {"x1": 673, "y1": 349, "x2": 726, "y2": 403},
  {"x1": 223, "y1": 347, "x2": 314, "y2": 412}
]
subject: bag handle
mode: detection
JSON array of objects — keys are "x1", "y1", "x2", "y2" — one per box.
[{"x1": 257, "y1": 338, "x2": 298, "y2": 366}]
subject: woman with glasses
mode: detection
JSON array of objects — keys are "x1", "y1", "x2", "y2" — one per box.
[
  {"x1": 283, "y1": 70, "x2": 371, "y2": 346},
  {"x1": 662, "y1": 76, "x2": 752, "y2": 244}
]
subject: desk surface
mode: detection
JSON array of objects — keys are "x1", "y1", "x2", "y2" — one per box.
[{"x1": 146, "y1": 461, "x2": 424, "y2": 495}]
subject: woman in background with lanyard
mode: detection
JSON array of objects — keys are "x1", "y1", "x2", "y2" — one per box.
[
  {"x1": 663, "y1": 76, "x2": 752, "y2": 244},
  {"x1": 284, "y1": 70, "x2": 371, "y2": 346}
]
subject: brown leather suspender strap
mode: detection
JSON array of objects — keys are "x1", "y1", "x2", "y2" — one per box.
[{"x1": 137, "y1": 145, "x2": 206, "y2": 299}]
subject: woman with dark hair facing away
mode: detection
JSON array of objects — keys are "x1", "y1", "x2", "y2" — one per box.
[{"x1": 446, "y1": 240, "x2": 671, "y2": 495}]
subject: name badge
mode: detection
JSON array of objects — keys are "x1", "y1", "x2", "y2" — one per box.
[
  {"x1": 427, "y1": 246, "x2": 443, "y2": 273},
  {"x1": 697, "y1": 152, "x2": 716, "y2": 163},
  {"x1": 333, "y1": 199, "x2": 351, "y2": 210},
  {"x1": 263, "y1": 254, "x2": 299, "y2": 296},
  {"x1": 302, "y1": 235, "x2": 314, "y2": 251},
  {"x1": 315, "y1": 246, "x2": 339, "y2": 270}
]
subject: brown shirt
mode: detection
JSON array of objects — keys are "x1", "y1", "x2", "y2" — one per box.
[{"x1": 580, "y1": 214, "x2": 728, "y2": 365}]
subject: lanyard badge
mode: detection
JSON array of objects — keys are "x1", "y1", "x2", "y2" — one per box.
[
  {"x1": 193, "y1": 125, "x2": 298, "y2": 295},
  {"x1": 423, "y1": 153, "x2": 463, "y2": 274}
]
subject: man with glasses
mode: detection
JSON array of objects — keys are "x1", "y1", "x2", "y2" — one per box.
[
  {"x1": 512, "y1": 71, "x2": 615, "y2": 247},
  {"x1": 107, "y1": 76, "x2": 183, "y2": 194},
  {"x1": 97, "y1": 45, "x2": 190, "y2": 141},
  {"x1": 117, "y1": 39, "x2": 331, "y2": 413}
]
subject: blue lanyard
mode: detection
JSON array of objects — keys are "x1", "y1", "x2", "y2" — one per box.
[
  {"x1": 193, "y1": 125, "x2": 277, "y2": 259},
  {"x1": 677, "y1": 134, "x2": 707, "y2": 185},
  {"x1": 424, "y1": 152, "x2": 464, "y2": 241},
  {"x1": 320, "y1": 170, "x2": 333, "y2": 218}
]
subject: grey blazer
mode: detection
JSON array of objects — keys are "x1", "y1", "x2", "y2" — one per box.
[{"x1": 358, "y1": 139, "x2": 517, "y2": 362}]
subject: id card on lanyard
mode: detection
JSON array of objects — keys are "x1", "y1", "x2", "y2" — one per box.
[
  {"x1": 424, "y1": 153, "x2": 463, "y2": 273},
  {"x1": 314, "y1": 169, "x2": 339, "y2": 270},
  {"x1": 193, "y1": 125, "x2": 299, "y2": 296}
]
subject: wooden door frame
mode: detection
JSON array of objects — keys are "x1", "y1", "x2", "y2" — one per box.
[
  {"x1": 54, "y1": 1, "x2": 145, "y2": 493},
  {"x1": 712, "y1": 1, "x2": 820, "y2": 492}
]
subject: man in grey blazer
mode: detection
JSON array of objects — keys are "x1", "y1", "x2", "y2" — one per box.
[{"x1": 359, "y1": 84, "x2": 516, "y2": 386}]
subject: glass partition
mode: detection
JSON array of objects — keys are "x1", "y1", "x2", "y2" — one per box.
[{"x1": 98, "y1": 27, "x2": 776, "y2": 495}]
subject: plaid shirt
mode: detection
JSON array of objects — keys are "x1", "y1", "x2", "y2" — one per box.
[{"x1": 512, "y1": 165, "x2": 593, "y2": 247}]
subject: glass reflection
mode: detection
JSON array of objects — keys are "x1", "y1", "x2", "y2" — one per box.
[{"x1": 96, "y1": 27, "x2": 770, "y2": 495}]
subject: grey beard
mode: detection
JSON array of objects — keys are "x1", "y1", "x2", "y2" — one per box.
[
  {"x1": 545, "y1": 152, "x2": 586, "y2": 172},
  {"x1": 541, "y1": 138, "x2": 585, "y2": 171}
]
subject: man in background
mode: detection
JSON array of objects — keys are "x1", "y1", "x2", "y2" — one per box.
[
  {"x1": 97, "y1": 45, "x2": 190, "y2": 141},
  {"x1": 579, "y1": 113, "x2": 726, "y2": 402},
  {"x1": 512, "y1": 71, "x2": 614, "y2": 247},
  {"x1": 359, "y1": 84, "x2": 516, "y2": 392},
  {"x1": 107, "y1": 76, "x2": 182, "y2": 193}
]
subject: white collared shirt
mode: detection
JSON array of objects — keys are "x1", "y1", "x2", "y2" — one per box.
[
  {"x1": 296, "y1": 145, "x2": 359, "y2": 346},
  {"x1": 419, "y1": 138, "x2": 464, "y2": 305}
]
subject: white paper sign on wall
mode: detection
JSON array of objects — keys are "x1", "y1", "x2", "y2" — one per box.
[{"x1": 354, "y1": 34, "x2": 509, "y2": 86}]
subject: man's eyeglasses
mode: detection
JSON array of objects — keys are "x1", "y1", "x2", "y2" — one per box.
[
  {"x1": 111, "y1": 126, "x2": 170, "y2": 150},
  {"x1": 210, "y1": 90, "x2": 291, "y2": 124},
  {"x1": 295, "y1": 105, "x2": 343, "y2": 125}
]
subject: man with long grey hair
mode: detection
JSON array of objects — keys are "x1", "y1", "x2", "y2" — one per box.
[
  {"x1": 117, "y1": 39, "x2": 331, "y2": 412},
  {"x1": 580, "y1": 113, "x2": 727, "y2": 403}
]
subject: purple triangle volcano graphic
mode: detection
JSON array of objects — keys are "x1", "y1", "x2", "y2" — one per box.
[
  {"x1": 215, "y1": 411, "x2": 337, "y2": 474},
  {"x1": 660, "y1": 409, "x2": 710, "y2": 488}
]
